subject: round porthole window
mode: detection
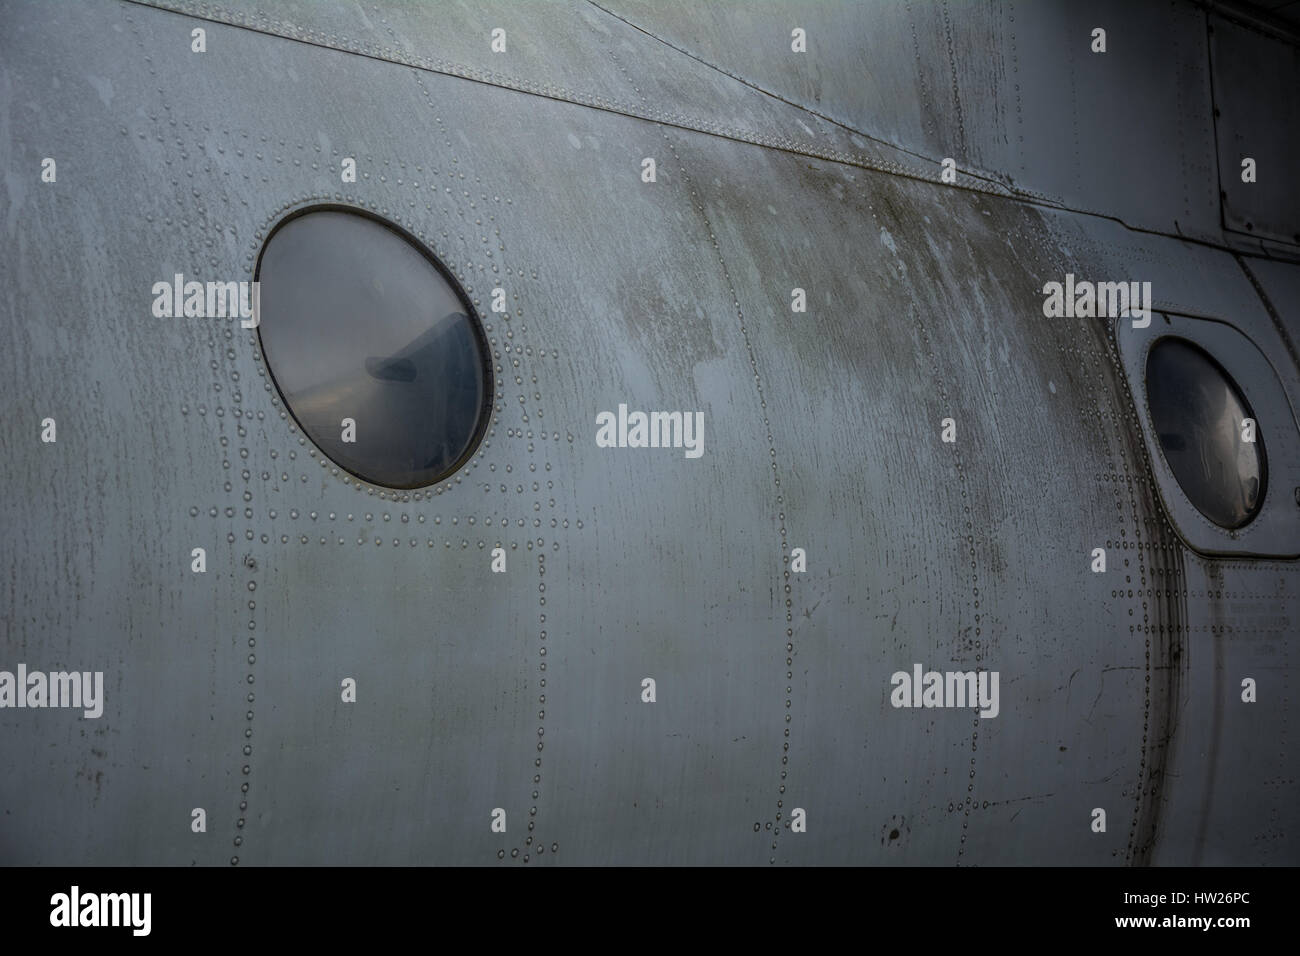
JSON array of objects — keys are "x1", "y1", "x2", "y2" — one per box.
[
  {"x1": 255, "y1": 208, "x2": 492, "y2": 489},
  {"x1": 1145, "y1": 337, "x2": 1265, "y2": 530}
]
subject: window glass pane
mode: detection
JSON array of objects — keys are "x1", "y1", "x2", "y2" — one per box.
[
  {"x1": 256, "y1": 209, "x2": 491, "y2": 489},
  {"x1": 1146, "y1": 337, "x2": 1265, "y2": 530}
]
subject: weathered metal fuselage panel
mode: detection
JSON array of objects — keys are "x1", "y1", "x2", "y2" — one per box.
[{"x1": 1, "y1": 0, "x2": 1295, "y2": 865}]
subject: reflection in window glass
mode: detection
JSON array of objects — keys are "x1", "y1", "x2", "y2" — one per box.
[
  {"x1": 1146, "y1": 337, "x2": 1265, "y2": 530},
  {"x1": 256, "y1": 209, "x2": 491, "y2": 489}
]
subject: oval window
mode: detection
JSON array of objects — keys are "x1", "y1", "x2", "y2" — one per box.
[
  {"x1": 255, "y1": 208, "x2": 492, "y2": 489},
  {"x1": 1145, "y1": 337, "x2": 1265, "y2": 529}
]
